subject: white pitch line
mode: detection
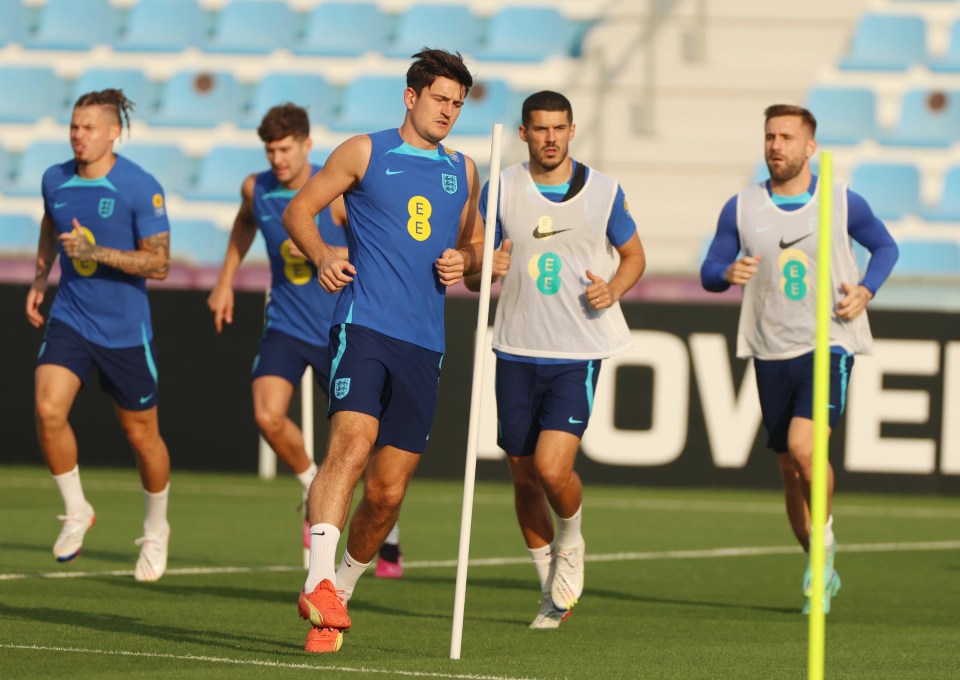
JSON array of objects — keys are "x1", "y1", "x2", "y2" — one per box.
[
  {"x1": 2, "y1": 540, "x2": 959, "y2": 582},
  {"x1": 0, "y1": 644, "x2": 539, "y2": 680}
]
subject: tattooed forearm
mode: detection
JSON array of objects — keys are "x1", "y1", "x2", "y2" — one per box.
[
  {"x1": 35, "y1": 220, "x2": 58, "y2": 285},
  {"x1": 93, "y1": 232, "x2": 170, "y2": 280}
]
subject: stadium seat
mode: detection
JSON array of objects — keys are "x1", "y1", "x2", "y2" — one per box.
[
  {"x1": 205, "y1": 0, "x2": 293, "y2": 54},
  {"x1": 476, "y1": 7, "x2": 578, "y2": 62},
  {"x1": 114, "y1": 0, "x2": 203, "y2": 52},
  {"x1": 921, "y1": 166, "x2": 960, "y2": 222},
  {"x1": 879, "y1": 89, "x2": 960, "y2": 147},
  {"x1": 169, "y1": 219, "x2": 229, "y2": 265},
  {"x1": 183, "y1": 146, "x2": 266, "y2": 202},
  {"x1": 454, "y1": 79, "x2": 513, "y2": 135},
  {"x1": 294, "y1": 3, "x2": 384, "y2": 57},
  {"x1": 839, "y1": 14, "x2": 927, "y2": 71},
  {"x1": 850, "y1": 162, "x2": 921, "y2": 220},
  {"x1": 805, "y1": 87, "x2": 877, "y2": 145},
  {"x1": 328, "y1": 76, "x2": 407, "y2": 133},
  {"x1": 241, "y1": 73, "x2": 338, "y2": 130},
  {"x1": 149, "y1": 71, "x2": 240, "y2": 128},
  {"x1": 894, "y1": 239, "x2": 960, "y2": 276},
  {"x1": 62, "y1": 69, "x2": 153, "y2": 123},
  {"x1": 384, "y1": 4, "x2": 477, "y2": 58},
  {"x1": 0, "y1": 67, "x2": 65, "y2": 123},
  {"x1": 5, "y1": 142, "x2": 73, "y2": 197},
  {"x1": 24, "y1": 0, "x2": 115, "y2": 50},
  {"x1": 117, "y1": 144, "x2": 188, "y2": 195},
  {"x1": 928, "y1": 19, "x2": 960, "y2": 73},
  {"x1": 0, "y1": 214, "x2": 38, "y2": 254},
  {"x1": 0, "y1": 1, "x2": 23, "y2": 46}
]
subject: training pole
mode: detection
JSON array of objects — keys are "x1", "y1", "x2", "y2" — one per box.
[
  {"x1": 450, "y1": 122, "x2": 503, "y2": 660},
  {"x1": 301, "y1": 366, "x2": 315, "y2": 568},
  {"x1": 258, "y1": 290, "x2": 277, "y2": 480},
  {"x1": 808, "y1": 150, "x2": 833, "y2": 680}
]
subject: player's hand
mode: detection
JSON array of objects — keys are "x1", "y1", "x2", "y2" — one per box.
[
  {"x1": 317, "y1": 249, "x2": 355, "y2": 293},
  {"x1": 59, "y1": 218, "x2": 95, "y2": 261},
  {"x1": 207, "y1": 284, "x2": 235, "y2": 333},
  {"x1": 436, "y1": 248, "x2": 465, "y2": 287},
  {"x1": 725, "y1": 255, "x2": 761, "y2": 285},
  {"x1": 492, "y1": 239, "x2": 512, "y2": 278},
  {"x1": 25, "y1": 283, "x2": 46, "y2": 328},
  {"x1": 836, "y1": 281, "x2": 872, "y2": 320},
  {"x1": 585, "y1": 269, "x2": 615, "y2": 310}
]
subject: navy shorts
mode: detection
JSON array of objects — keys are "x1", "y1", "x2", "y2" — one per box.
[
  {"x1": 252, "y1": 328, "x2": 331, "y2": 398},
  {"x1": 495, "y1": 357, "x2": 601, "y2": 458},
  {"x1": 754, "y1": 351, "x2": 854, "y2": 453},
  {"x1": 327, "y1": 323, "x2": 443, "y2": 454},
  {"x1": 37, "y1": 319, "x2": 159, "y2": 411}
]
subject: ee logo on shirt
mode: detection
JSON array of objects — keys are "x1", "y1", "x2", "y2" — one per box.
[
  {"x1": 778, "y1": 249, "x2": 809, "y2": 301},
  {"x1": 528, "y1": 252, "x2": 561, "y2": 295},
  {"x1": 281, "y1": 239, "x2": 311, "y2": 285},
  {"x1": 71, "y1": 226, "x2": 98, "y2": 277},
  {"x1": 407, "y1": 195, "x2": 432, "y2": 242}
]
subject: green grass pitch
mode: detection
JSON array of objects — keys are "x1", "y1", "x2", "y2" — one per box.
[{"x1": 1, "y1": 465, "x2": 958, "y2": 679}]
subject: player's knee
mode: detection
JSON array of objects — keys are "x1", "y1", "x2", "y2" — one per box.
[
  {"x1": 536, "y1": 464, "x2": 572, "y2": 494},
  {"x1": 364, "y1": 481, "x2": 406, "y2": 513},
  {"x1": 253, "y1": 406, "x2": 285, "y2": 437},
  {"x1": 35, "y1": 397, "x2": 68, "y2": 430},
  {"x1": 123, "y1": 420, "x2": 159, "y2": 453}
]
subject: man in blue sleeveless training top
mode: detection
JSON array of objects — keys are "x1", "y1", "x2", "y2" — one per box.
[
  {"x1": 207, "y1": 104, "x2": 403, "y2": 574},
  {"x1": 25, "y1": 89, "x2": 173, "y2": 582},
  {"x1": 700, "y1": 104, "x2": 898, "y2": 615},
  {"x1": 282, "y1": 49, "x2": 484, "y2": 653}
]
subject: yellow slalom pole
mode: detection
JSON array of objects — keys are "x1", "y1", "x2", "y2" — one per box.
[{"x1": 808, "y1": 150, "x2": 833, "y2": 680}]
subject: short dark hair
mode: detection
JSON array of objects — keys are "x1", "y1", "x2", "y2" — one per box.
[
  {"x1": 764, "y1": 104, "x2": 817, "y2": 137},
  {"x1": 257, "y1": 103, "x2": 310, "y2": 143},
  {"x1": 406, "y1": 48, "x2": 473, "y2": 98},
  {"x1": 74, "y1": 88, "x2": 134, "y2": 134},
  {"x1": 521, "y1": 90, "x2": 572, "y2": 127}
]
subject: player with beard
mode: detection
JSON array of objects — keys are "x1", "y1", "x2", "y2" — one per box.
[{"x1": 700, "y1": 104, "x2": 898, "y2": 614}]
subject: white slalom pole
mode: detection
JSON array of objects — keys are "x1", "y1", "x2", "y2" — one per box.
[
  {"x1": 258, "y1": 289, "x2": 277, "y2": 480},
  {"x1": 450, "y1": 123, "x2": 503, "y2": 660},
  {"x1": 301, "y1": 366, "x2": 315, "y2": 568}
]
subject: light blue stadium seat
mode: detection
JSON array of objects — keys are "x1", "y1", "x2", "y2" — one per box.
[
  {"x1": 117, "y1": 144, "x2": 188, "y2": 195},
  {"x1": 476, "y1": 7, "x2": 577, "y2": 62},
  {"x1": 184, "y1": 146, "x2": 266, "y2": 202},
  {"x1": 114, "y1": 0, "x2": 203, "y2": 52},
  {"x1": 0, "y1": 1, "x2": 23, "y2": 46},
  {"x1": 0, "y1": 214, "x2": 38, "y2": 254},
  {"x1": 839, "y1": 14, "x2": 927, "y2": 71},
  {"x1": 850, "y1": 162, "x2": 921, "y2": 220},
  {"x1": 921, "y1": 166, "x2": 960, "y2": 222},
  {"x1": 0, "y1": 67, "x2": 64, "y2": 123},
  {"x1": 879, "y1": 89, "x2": 960, "y2": 147},
  {"x1": 805, "y1": 87, "x2": 877, "y2": 144},
  {"x1": 454, "y1": 79, "x2": 512, "y2": 135},
  {"x1": 6, "y1": 142, "x2": 72, "y2": 197},
  {"x1": 928, "y1": 19, "x2": 960, "y2": 73},
  {"x1": 894, "y1": 239, "x2": 960, "y2": 276},
  {"x1": 295, "y1": 3, "x2": 384, "y2": 57},
  {"x1": 24, "y1": 0, "x2": 115, "y2": 50},
  {"x1": 205, "y1": 0, "x2": 293, "y2": 54},
  {"x1": 328, "y1": 76, "x2": 407, "y2": 133},
  {"x1": 150, "y1": 71, "x2": 240, "y2": 128},
  {"x1": 61, "y1": 69, "x2": 153, "y2": 124},
  {"x1": 241, "y1": 73, "x2": 337, "y2": 130},
  {"x1": 169, "y1": 219, "x2": 229, "y2": 265},
  {"x1": 384, "y1": 4, "x2": 477, "y2": 58}
]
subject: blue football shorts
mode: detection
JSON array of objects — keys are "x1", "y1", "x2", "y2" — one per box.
[
  {"x1": 37, "y1": 319, "x2": 159, "y2": 411},
  {"x1": 326, "y1": 323, "x2": 443, "y2": 454},
  {"x1": 754, "y1": 350, "x2": 854, "y2": 453},
  {"x1": 252, "y1": 327, "x2": 331, "y2": 398},
  {"x1": 495, "y1": 357, "x2": 602, "y2": 458}
]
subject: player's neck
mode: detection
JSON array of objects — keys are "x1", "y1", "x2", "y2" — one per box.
[
  {"x1": 282, "y1": 164, "x2": 313, "y2": 191},
  {"x1": 769, "y1": 167, "x2": 812, "y2": 197},
  {"x1": 397, "y1": 122, "x2": 440, "y2": 151},
  {"x1": 77, "y1": 153, "x2": 116, "y2": 180},
  {"x1": 528, "y1": 157, "x2": 573, "y2": 186}
]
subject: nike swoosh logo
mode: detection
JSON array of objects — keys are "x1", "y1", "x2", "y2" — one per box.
[
  {"x1": 261, "y1": 215, "x2": 274, "y2": 222},
  {"x1": 385, "y1": 169, "x2": 404, "y2": 175},
  {"x1": 54, "y1": 201, "x2": 68, "y2": 209},
  {"x1": 533, "y1": 227, "x2": 572, "y2": 239},
  {"x1": 779, "y1": 233, "x2": 813, "y2": 249},
  {"x1": 311, "y1": 531, "x2": 326, "y2": 537},
  {"x1": 139, "y1": 393, "x2": 154, "y2": 404},
  {"x1": 568, "y1": 417, "x2": 583, "y2": 424}
]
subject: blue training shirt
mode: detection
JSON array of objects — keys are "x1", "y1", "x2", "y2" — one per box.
[
  {"x1": 335, "y1": 128, "x2": 469, "y2": 353},
  {"x1": 43, "y1": 154, "x2": 170, "y2": 348},
  {"x1": 255, "y1": 165, "x2": 347, "y2": 347}
]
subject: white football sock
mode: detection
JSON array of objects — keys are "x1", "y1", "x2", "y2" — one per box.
[
  {"x1": 555, "y1": 504, "x2": 583, "y2": 550},
  {"x1": 528, "y1": 543, "x2": 553, "y2": 595},
  {"x1": 335, "y1": 550, "x2": 371, "y2": 603},
  {"x1": 383, "y1": 523, "x2": 400, "y2": 546},
  {"x1": 143, "y1": 483, "x2": 170, "y2": 535},
  {"x1": 53, "y1": 465, "x2": 88, "y2": 516},
  {"x1": 824, "y1": 514, "x2": 836, "y2": 554},
  {"x1": 296, "y1": 463, "x2": 318, "y2": 493},
  {"x1": 305, "y1": 523, "x2": 340, "y2": 593}
]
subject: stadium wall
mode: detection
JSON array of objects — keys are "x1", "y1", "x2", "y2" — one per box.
[{"x1": 2, "y1": 284, "x2": 957, "y2": 495}]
